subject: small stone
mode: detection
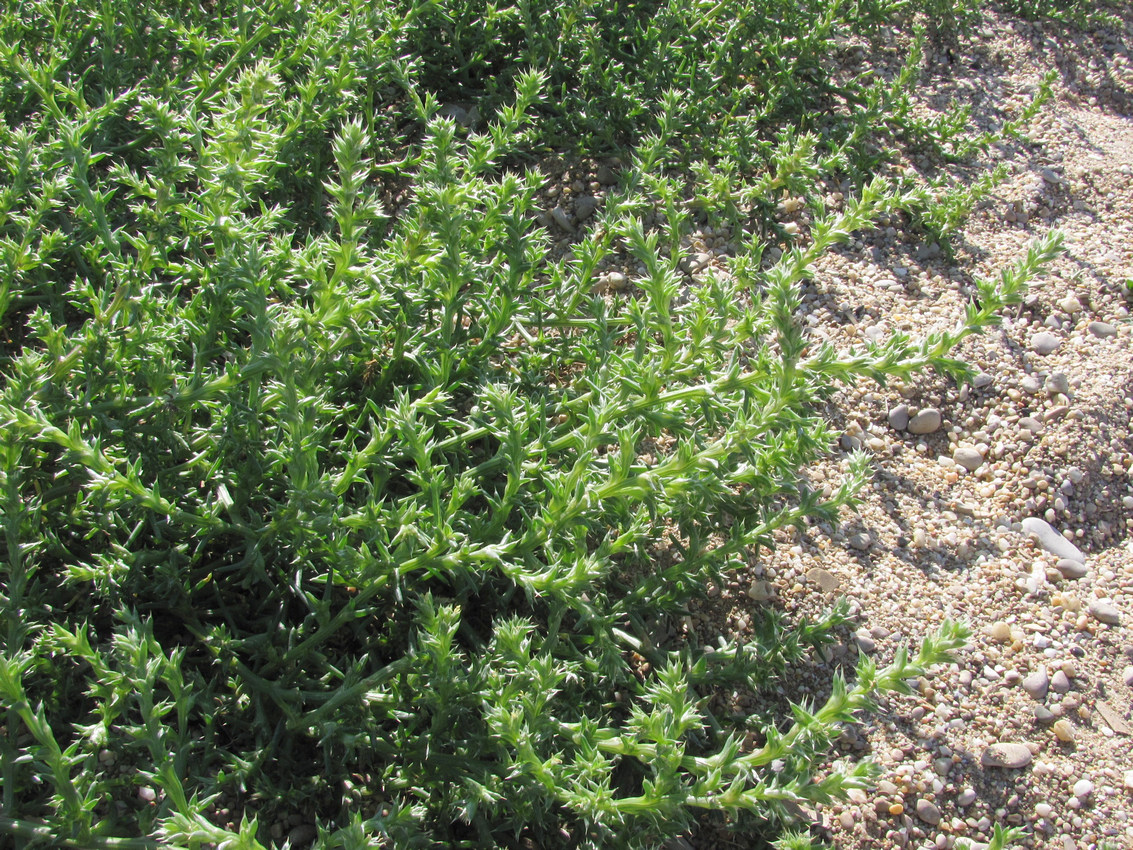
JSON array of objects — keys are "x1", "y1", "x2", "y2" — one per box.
[
  {"x1": 1044, "y1": 372, "x2": 1070, "y2": 396},
  {"x1": 848, "y1": 532, "x2": 872, "y2": 551},
  {"x1": 1096, "y1": 701, "x2": 1131, "y2": 735},
  {"x1": 436, "y1": 103, "x2": 471, "y2": 125},
  {"x1": 1059, "y1": 294, "x2": 1082, "y2": 313},
  {"x1": 973, "y1": 372, "x2": 994, "y2": 389},
  {"x1": 957, "y1": 788, "x2": 977, "y2": 807},
  {"x1": 989, "y1": 621, "x2": 1012, "y2": 643},
  {"x1": 596, "y1": 164, "x2": 618, "y2": 185},
  {"x1": 915, "y1": 799, "x2": 942, "y2": 825},
  {"x1": 1053, "y1": 719, "x2": 1076, "y2": 742},
  {"x1": 1034, "y1": 705, "x2": 1055, "y2": 724},
  {"x1": 1055, "y1": 559, "x2": 1088, "y2": 579},
  {"x1": 1021, "y1": 375, "x2": 1043, "y2": 394},
  {"x1": 574, "y1": 195, "x2": 600, "y2": 221},
  {"x1": 888, "y1": 404, "x2": 910, "y2": 431},
  {"x1": 1043, "y1": 405, "x2": 1069, "y2": 423},
  {"x1": 288, "y1": 825, "x2": 318, "y2": 848},
  {"x1": 1072, "y1": 779, "x2": 1094, "y2": 798},
  {"x1": 550, "y1": 206, "x2": 573, "y2": 230},
  {"x1": 1021, "y1": 517, "x2": 1085, "y2": 563},
  {"x1": 1030, "y1": 332, "x2": 1061, "y2": 355},
  {"x1": 1050, "y1": 670, "x2": 1071, "y2": 694},
  {"x1": 605, "y1": 271, "x2": 628, "y2": 290},
  {"x1": 1018, "y1": 416, "x2": 1044, "y2": 434},
  {"x1": 1088, "y1": 600, "x2": 1121, "y2": 625},
  {"x1": 888, "y1": 802, "x2": 905, "y2": 816},
  {"x1": 1021, "y1": 669, "x2": 1049, "y2": 700},
  {"x1": 806, "y1": 568, "x2": 840, "y2": 592},
  {"x1": 907, "y1": 408, "x2": 942, "y2": 435},
  {"x1": 981, "y1": 743, "x2": 1033, "y2": 769},
  {"x1": 1041, "y1": 167, "x2": 1064, "y2": 185},
  {"x1": 1123, "y1": 666, "x2": 1133, "y2": 687},
  {"x1": 747, "y1": 581, "x2": 773, "y2": 601},
  {"x1": 855, "y1": 627, "x2": 877, "y2": 653},
  {"x1": 138, "y1": 786, "x2": 156, "y2": 803},
  {"x1": 1088, "y1": 321, "x2": 1117, "y2": 338},
  {"x1": 840, "y1": 433, "x2": 862, "y2": 452},
  {"x1": 1036, "y1": 803, "x2": 1053, "y2": 819},
  {"x1": 953, "y1": 446, "x2": 984, "y2": 472}
]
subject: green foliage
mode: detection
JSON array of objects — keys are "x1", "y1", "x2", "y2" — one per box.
[
  {"x1": 956, "y1": 823, "x2": 1024, "y2": 850},
  {"x1": 0, "y1": 0, "x2": 1062, "y2": 847},
  {"x1": 996, "y1": 0, "x2": 1124, "y2": 28}
]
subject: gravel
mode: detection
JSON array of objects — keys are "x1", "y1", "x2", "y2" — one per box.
[
  {"x1": 725, "y1": 8, "x2": 1133, "y2": 849},
  {"x1": 981, "y1": 743, "x2": 1034, "y2": 769}
]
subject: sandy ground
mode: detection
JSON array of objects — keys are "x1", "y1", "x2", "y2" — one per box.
[{"x1": 746, "y1": 8, "x2": 1133, "y2": 850}]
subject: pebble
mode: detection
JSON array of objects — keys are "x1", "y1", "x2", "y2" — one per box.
[
  {"x1": 981, "y1": 743, "x2": 1033, "y2": 769},
  {"x1": 1030, "y1": 332, "x2": 1061, "y2": 355},
  {"x1": 596, "y1": 164, "x2": 618, "y2": 185},
  {"x1": 907, "y1": 408, "x2": 942, "y2": 435},
  {"x1": 288, "y1": 825, "x2": 318, "y2": 847},
  {"x1": 1056, "y1": 558, "x2": 1089, "y2": 579},
  {"x1": 806, "y1": 567, "x2": 840, "y2": 592},
  {"x1": 1045, "y1": 371, "x2": 1070, "y2": 396},
  {"x1": 1021, "y1": 517, "x2": 1086, "y2": 563},
  {"x1": 1059, "y1": 294, "x2": 1083, "y2": 313},
  {"x1": 550, "y1": 206, "x2": 573, "y2": 230},
  {"x1": 1088, "y1": 600, "x2": 1121, "y2": 625},
  {"x1": 1054, "y1": 719, "x2": 1076, "y2": 742},
  {"x1": 888, "y1": 403, "x2": 910, "y2": 431},
  {"x1": 605, "y1": 271, "x2": 628, "y2": 290},
  {"x1": 916, "y1": 799, "x2": 942, "y2": 825},
  {"x1": 1034, "y1": 705, "x2": 1055, "y2": 724},
  {"x1": 1021, "y1": 668, "x2": 1049, "y2": 700},
  {"x1": 574, "y1": 195, "x2": 600, "y2": 221},
  {"x1": 1123, "y1": 666, "x2": 1133, "y2": 687},
  {"x1": 747, "y1": 581, "x2": 773, "y2": 601},
  {"x1": 1050, "y1": 670, "x2": 1071, "y2": 694},
  {"x1": 848, "y1": 532, "x2": 872, "y2": 551},
  {"x1": 989, "y1": 621, "x2": 1013, "y2": 642},
  {"x1": 138, "y1": 786, "x2": 156, "y2": 803},
  {"x1": 855, "y1": 627, "x2": 877, "y2": 653},
  {"x1": 1072, "y1": 779, "x2": 1094, "y2": 799},
  {"x1": 1019, "y1": 416, "x2": 1044, "y2": 434},
  {"x1": 1044, "y1": 404, "x2": 1069, "y2": 423},
  {"x1": 957, "y1": 788, "x2": 977, "y2": 807},
  {"x1": 1088, "y1": 321, "x2": 1117, "y2": 338},
  {"x1": 973, "y1": 372, "x2": 994, "y2": 388},
  {"x1": 953, "y1": 446, "x2": 985, "y2": 472}
]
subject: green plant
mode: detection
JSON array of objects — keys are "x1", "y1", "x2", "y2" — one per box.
[
  {"x1": 996, "y1": 0, "x2": 1125, "y2": 28},
  {"x1": 0, "y1": 0, "x2": 1062, "y2": 847},
  {"x1": 956, "y1": 823, "x2": 1025, "y2": 850}
]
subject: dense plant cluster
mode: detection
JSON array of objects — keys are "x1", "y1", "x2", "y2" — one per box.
[{"x1": 0, "y1": 0, "x2": 1077, "y2": 847}]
